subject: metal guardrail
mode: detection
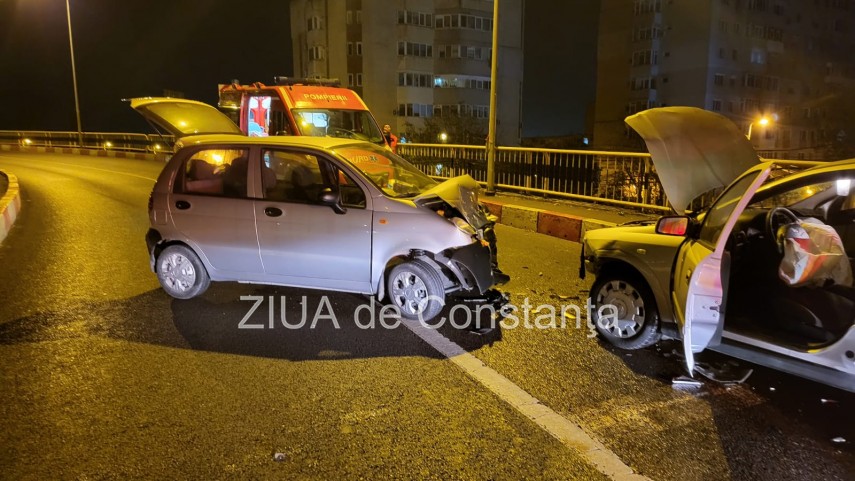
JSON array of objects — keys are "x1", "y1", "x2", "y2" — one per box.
[
  {"x1": 1, "y1": 129, "x2": 676, "y2": 212},
  {"x1": 399, "y1": 143, "x2": 673, "y2": 212},
  {"x1": 0, "y1": 130, "x2": 174, "y2": 154}
]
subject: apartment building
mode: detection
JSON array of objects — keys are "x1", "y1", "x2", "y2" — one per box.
[
  {"x1": 289, "y1": 0, "x2": 524, "y2": 146},
  {"x1": 594, "y1": 0, "x2": 855, "y2": 158}
]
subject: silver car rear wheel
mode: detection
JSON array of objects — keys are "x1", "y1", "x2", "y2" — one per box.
[
  {"x1": 591, "y1": 272, "x2": 660, "y2": 350},
  {"x1": 388, "y1": 260, "x2": 444, "y2": 321},
  {"x1": 156, "y1": 245, "x2": 211, "y2": 299}
]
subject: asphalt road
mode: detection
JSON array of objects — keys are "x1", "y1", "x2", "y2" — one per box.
[{"x1": 0, "y1": 152, "x2": 853, "y2": 480}]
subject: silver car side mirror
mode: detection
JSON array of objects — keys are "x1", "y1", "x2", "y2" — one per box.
[{"x1": 320, "y1": 188, "x2": 347, "y2": 215}]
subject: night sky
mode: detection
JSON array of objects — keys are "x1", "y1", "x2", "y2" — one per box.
[{"x1": 0, "y1": 0, "x2": 597, "y2": 138}]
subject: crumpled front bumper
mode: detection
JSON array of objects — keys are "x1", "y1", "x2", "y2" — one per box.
[{"x1": 440, "y1": 241, "x2": 495, "y2": 294}]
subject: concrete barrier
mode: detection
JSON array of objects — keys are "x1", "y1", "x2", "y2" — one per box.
[
  {"x1": 499, "y1": 205, "x2": 540, "y2": 232},
  {"x1": 0, "y1": 170, "x2": 22, "y2": 244},
  {"x1": 481, "y1": 197, "x2": 618, "y2": 244},
  {"x1": 537, "y1": 211, "x2": 585, "y2": 242},
  {"x1": 480, "y1": 199, "x2": 504, "y2": 222}
]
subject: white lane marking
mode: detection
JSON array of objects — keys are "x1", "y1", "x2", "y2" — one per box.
[
  {"x1": 0, "y1": 155, "x2": 158, "y2": 182},
  {"x1": 401, "y1": 319, "x2": 651, "y2": 481}
]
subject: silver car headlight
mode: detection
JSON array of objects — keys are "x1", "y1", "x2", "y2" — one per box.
[{"x1": 450, "y1": 216, "x2": 476, "y2": 236}]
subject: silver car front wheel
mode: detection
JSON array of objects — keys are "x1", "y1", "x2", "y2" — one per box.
[
  {"x1": 156, "y1": 245, "x2": 211, "y2": 299},
  {"x1": 591, "y1": 272, "x2": 660, "y2": 349},
  {"x1": 387, "y1": 260, "x2": 444, "y2": 321}
]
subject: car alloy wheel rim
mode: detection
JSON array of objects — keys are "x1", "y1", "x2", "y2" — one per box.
[
  {"x1": 596, "y1": 280, "x2": 646, "y2": 338},
  {"x1": 391, "y1": 271, "x2": 429, "y2": 316},
  {"x1": 160, "y1": 253, "x2": 196, "y2": 292}
]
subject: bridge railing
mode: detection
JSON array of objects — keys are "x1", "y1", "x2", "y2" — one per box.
[
  {"x1": 1, "y1": 129, "x2": 678, "y2": 212},
  {"x1": 0, "y1": 130, "x2": 174, "y2": 154},
  {"x1": 398, "y1": 143, "x2": 673, "y2": 213}
]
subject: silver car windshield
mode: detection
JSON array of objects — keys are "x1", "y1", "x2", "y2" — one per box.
[
  {"x1": 293, "y1": 109, "x2": 385, "y2": 145},
  {"x1": 333, "y1": 144, "x2": 438, "y2": 198}
]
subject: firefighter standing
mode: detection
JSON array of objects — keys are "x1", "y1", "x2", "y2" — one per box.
[{"x1": 383, "y1": 124, "x2": 398, "y2": 153}]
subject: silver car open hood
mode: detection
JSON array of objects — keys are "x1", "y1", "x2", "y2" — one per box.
[
  {"x1": 414, "y1": 175, "x2": 490, "y2": 229},
  {"x1": 625, "y1": 107, "x2": 760, "y2": 212}
]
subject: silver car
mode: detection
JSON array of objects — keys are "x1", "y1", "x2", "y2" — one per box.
[
  {"x1": 583, "y1": 107, "x2": 855, "y2": 391},
  {"x1": 133, "y1": 98, "x2": 502, "y2": 321}
]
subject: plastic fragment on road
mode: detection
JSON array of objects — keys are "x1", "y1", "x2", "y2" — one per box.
[
  {"x1": 672, "y1": 375, "x2": 703, "y2": 388},
  {"x1": 820, "y1": 398, "x2": 839, "y2": 404},
  {"x1": 274, "y1": 453, "x2": 286, "y2": 462},
  {"x1": 831, "y1": 437, "x2": 846, "y2": 444}
]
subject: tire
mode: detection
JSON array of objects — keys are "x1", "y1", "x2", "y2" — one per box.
[
  {"x1": 590, "y1": 271, "x2": 661, "y2": 349},
  {"x1": 155, "y1": 245, "x2": 211, "y2": 299},
  {"x1": 387, "y1": 260, "x2": 445, "y2": 321}
]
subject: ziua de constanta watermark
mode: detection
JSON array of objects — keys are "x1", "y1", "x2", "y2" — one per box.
[{"x1": 238, "y1": 295, "x2": 619, "y2": 338}]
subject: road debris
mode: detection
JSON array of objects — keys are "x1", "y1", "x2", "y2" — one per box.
[
  {"x1": 274, "y1": 452, "x2": 286, "y2": 462},
  {"x1": 831, "y1": 437, "x2": 847, "y2": 444},
  {"x1": 672, "y1": 375, "x2": 703, "y2": 388}
]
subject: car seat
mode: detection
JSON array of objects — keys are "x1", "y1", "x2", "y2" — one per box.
[
  {"x1": 826, "y1": 192, "x2": 855, "y2": 256},
  {"x1": 289, "y1": 164, "x2": 318, "y2": 202},
  {"x1": 261, "y1": 164, "x2": 277, "y2": 195},
  {"x1": 222, "y1": 156, "x2": 249, "y2": 197},
  {"x1": 185, "y1": 159, "x2": 223, "y2": 194}
]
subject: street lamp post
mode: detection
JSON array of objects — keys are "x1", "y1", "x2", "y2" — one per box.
[
  {"x1": 746, "y1": 116, "x2": 770, "y2": 140},
  {"x1": 65, "y1": 0, "x2": 83, "y2": 146},
  {"x1": 485, "y1": 0, "x2": 499, "y2": 195}
]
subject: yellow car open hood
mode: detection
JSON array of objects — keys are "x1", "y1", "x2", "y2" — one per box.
[{"x1": 625, "y1": 107, "x2": 760, "y2": 212}]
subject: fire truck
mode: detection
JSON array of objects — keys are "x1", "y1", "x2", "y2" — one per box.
[{"x1": 217, "y1": 77, "x2": 387, "y2": 147}]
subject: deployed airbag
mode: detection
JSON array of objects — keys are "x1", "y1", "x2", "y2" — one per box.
[{"x1": 778, "y1": 218, "x2": 853, "y2": 287}]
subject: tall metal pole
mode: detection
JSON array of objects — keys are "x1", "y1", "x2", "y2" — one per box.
[
  {"x1": 485, "y1": 0, "x2": 500, "y2": 195},
  {"x1": 65, "y1": 0, "x2": 83, "y2": 146}
]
